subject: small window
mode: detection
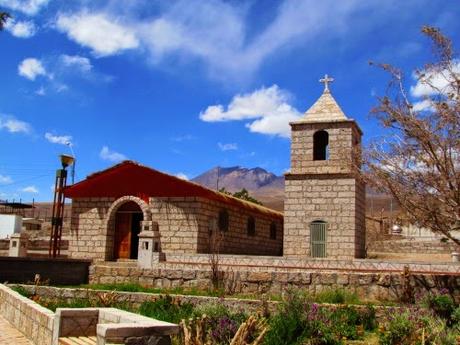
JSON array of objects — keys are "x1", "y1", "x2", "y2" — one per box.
[
  {"x1": 218, "y1": 209, "x2": 229, "y2": 232},
  {"x1": 313, "y1": 130, "x2": 329, "y2": 160},
  {"x1": 270, "y1": 222, "x2": 277, "y2": 240},
  {"x1": 247, "y1": 216, "x2": 255, "y2": 236}
]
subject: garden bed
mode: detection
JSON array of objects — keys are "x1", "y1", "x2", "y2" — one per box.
[{"x1": 10, "y1": 284, "x2": 460, "y2": 344}]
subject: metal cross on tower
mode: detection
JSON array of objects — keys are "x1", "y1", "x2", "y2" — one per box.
[{"x1": 319, "y1": 74, "x2": 334, "y2": 92}]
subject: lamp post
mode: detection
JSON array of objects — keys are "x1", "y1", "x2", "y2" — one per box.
[{"x1": 49, "y1": 154, "x2": 74, "y2": 258}]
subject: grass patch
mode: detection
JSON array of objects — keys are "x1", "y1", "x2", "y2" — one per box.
[
  {"x1": 313, "y1": 288, "x2": 361, "y2": 304},
  {"x1": 74, "y1": 283, "x2": 225, "y2": 298},
  {"x1": 138, "y1": 296, "x2": 194, "y2": 324}
]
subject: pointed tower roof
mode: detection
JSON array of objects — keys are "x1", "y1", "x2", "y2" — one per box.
[{"x1": 295, "y1": 74, "x2": 349, "y2": 123}]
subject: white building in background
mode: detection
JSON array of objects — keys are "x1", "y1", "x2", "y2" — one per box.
[{"x1": 0, "y1": 215, "x2": 23, "y2": 239}]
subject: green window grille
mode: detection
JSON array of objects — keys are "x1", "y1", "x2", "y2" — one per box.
[{"x1": 310, "y1": 221, "x2": 327, "y2": 258}]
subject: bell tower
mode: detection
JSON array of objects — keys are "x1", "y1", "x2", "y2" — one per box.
[{"x1": 283, "y1": 75, "x2": 365, "y2": 259}]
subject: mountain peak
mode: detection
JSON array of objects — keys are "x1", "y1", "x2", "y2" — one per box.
[
  {"x1": 192, "y1": 166, "x2": 285, "y2": 212},
  {"x1": 193, "y1": 166, "x2": 282, "y2": 190}
]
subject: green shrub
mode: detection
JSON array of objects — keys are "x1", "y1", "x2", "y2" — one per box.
[
  {"x1": 263, "y1": 291, "x2": 374, "y2": 345},
  {"x1": 263, "y1": 291, "x2": 308, "y2": 345},
  {"x1": 12, "y1": 286, "x2": 31, "y2": 298},
  {"x1": 379, "y1": 311, "x2": 414, "y2": 345},
  {"x1": 192, "y1": 301, "x2": 246, "y2": 325},
  {"x1": 452, "y1": 306, "x2": 460, "y2": 326},
  {"x1": 139, "y1": 295, "x2": 194, "y2": 324},
  {"x1": 428, "y1": 294, "x2": 456, "y2": 323}
]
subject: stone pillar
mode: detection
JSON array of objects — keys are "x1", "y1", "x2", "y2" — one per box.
[
  {"x1": 137, "y1": 222, "x2": 163, "y2": 269},
  {"x1": 9, "y1": 232, "x2": 28, "y2": 257}
]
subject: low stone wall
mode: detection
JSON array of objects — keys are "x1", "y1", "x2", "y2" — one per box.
[
  {"x1": 162, "y1": 253, "x2": 460, "y2": 274},
  {"x1": 90, "y1": 262, "x2": 460, "y2": 302},
  {"x1": 13, "y1": 284, "x2": 272, "y2": 313},
  {"x1": 0, "y1": 284, "x2": 54, "y2": 345},
  {"x1": 368, "y1": 239, "x2": 460, "y2": 255}
]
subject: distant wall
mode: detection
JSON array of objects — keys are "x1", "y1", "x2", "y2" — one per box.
[
  {"x1": 368, "y1": 239, "x2": 460, "y2": 255},
  {"x1": 0, "y1": 257, "x2": 90, "y2": 285}
]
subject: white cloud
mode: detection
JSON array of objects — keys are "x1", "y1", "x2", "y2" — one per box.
[
  {"x1": 50, "y1": 1, "x2": 394, "y2": 81},
  {"x1": 412, "y1": 99, "x2": 434, "y2": 112},
  {"x1": 18, "y1": 58, "x2": 47, "y2": 80},
  {"x1": 60, "y1": 54, "x2": 93, "y2": 72},
  {"x1": 176, "y1": 173, "x2": 189, "y2": 180},
  {"x1": 0, "y1": 175, "x2": 13, "y2": 185},
  {"x1": 21, "y1": 185, "x2": 39, "y2": 193},
  {"x1": 218, "y1": 142, "x2": 238, "y2": 151},
  {"x1": 0, "y1": 115, "x2": 32, "y2": 134},
  {"x1": 0, "y1": 0, "x2": 50, "y2": 16},
  {"x1": 45, "y1": 132, "x2": 73, "y2": 146},
  {"x1": 5, "y1": 20, "x2": 37, "y2": 38},
  {"x1": 136, "y1": 0, "x2": 379, "y2": 80},
  {"x1": 200, "y1": 85, "x2": 301, "y2": 138},
  {"x1": 99, "y1": 146, "x2": 127, "y2": 162},
  {"x1": 410, "y1": 61, "x2": 460, "y2": 98},
  {"x1": 35, "y1": 86, "x2": 46, "y2": 96},
  {"x1": 56, "y1": 12, "x2": 139, "y2": 57}
]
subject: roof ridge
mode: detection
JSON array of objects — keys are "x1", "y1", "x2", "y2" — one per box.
[{"x1": 298, "y1": 89, "x2": 348, "y2": 123}]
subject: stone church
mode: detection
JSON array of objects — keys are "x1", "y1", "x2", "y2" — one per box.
[{"x1": 65, "y1": 76, "x2": 365, "y2": 265}]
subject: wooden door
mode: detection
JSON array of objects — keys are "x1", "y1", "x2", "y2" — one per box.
[{"x1": 114, "y1": 213, "x2": 131, "y2": 259}]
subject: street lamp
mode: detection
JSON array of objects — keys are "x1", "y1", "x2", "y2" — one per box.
[{"x1": 49, "y1": 154, "x2": 74, "y2": 257}]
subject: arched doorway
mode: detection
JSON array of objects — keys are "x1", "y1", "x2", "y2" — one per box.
[{"x1": 113, "y1": 201, "x2": 143, "y2": 260}]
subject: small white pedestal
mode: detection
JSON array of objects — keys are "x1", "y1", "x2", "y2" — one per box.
[{"x1": 9, "y1": 232, "x2": 28, "y2": 257}]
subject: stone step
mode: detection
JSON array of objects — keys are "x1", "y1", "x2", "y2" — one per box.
[{"x1": 97, "y1": 260, "x2": 138, "y2": 268}]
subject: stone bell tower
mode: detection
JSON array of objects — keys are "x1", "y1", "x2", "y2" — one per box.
[{"x1": 283, "y1": 75, "x2": 365, "y2": 260}]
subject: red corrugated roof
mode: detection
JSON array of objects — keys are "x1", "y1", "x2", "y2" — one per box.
[{"x1": 64, "y1": 161, "x2": 283, "y2": 219}]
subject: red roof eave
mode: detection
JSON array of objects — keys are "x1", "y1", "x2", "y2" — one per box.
[{"x1": 64, "y1": 161, "x2": 283, "y2": 219}]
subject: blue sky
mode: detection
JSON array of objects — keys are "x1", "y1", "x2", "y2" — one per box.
[{"x1": 0, "y1": 0, "x2": 459, "y2": 202}]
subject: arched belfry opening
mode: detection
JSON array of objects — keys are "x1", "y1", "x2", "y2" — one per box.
[
  {"x1": 313, "y1": 130, "x2": 329, "y2": 161},
  {"x1": 113, "y1": 201, "x2": 143, "y2": 260}
]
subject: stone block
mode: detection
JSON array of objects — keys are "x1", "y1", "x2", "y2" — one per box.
[{"x1": 246, "y1": 272, "x2": 271, "y2": 282}]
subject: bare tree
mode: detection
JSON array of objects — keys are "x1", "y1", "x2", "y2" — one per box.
[
  {"x1": 208, "y1": 218, "x2": 223, "y2": 290},
  {"x1": 0, "y1": 12, "x2": 11, "y2": 31},
  {"x1": 364, "y1": 26, "x2": 460, "y2": 246}
]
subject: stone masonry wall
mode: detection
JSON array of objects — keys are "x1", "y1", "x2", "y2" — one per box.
[
  {"x1": 69, "y1": 195, "x2": 283, "y2": 261},
  {"x1": 0, "y1": 283, "x2": 54, "y2": 345},
  {"x1": 150, "y1": 197, "x2": 201, "y2": 254},
  {"x1": 284, "y1": 176, "x2": 362, "y2": 259},
  {"x1": 368, "y1": 239, "x2": 460, "y2": 255},
  {"x1": 290, "y1": 122, "x2": 360, "y2": 175},
  {"x1": 194, "y1": 197, "x2": 283, "y2": 256},
  {"x1": 143, "y1": 196, "x2": 282, "y2": 256},
  {"x1": 69, "y1": 197, "x2": 116, "y2": 260},
  {"x1": 88, "y1": 263, "x2": 460, "y2": 303}
]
